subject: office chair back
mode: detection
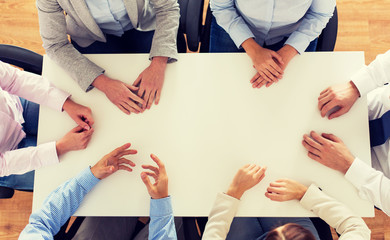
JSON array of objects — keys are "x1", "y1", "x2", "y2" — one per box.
[{"x1": 0, "y1": 44, "x2": 43, "y2": 199}]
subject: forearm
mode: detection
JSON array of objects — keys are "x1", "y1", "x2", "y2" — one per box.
[
  {"x1": 19, "y1": 168, "x2": 99, "y2": 239},
  {"x1": 0, "y1": 142, "x2": 58, "y2": 177},
  {"x1": 351, "y1": 50, "x2": 390, "y2": 96},
  {"x1": 345, "y1": 157, "x2": 390, "y2": 216},
  {"x1": 149, "y1": 197, "x2": 177, "y2": 240},
  {"x1": 202, "y1": 193, "x2": 240, "y2": 240},
  {"x1": 300, "y1": 184, "x2": 370, "y2": 239},
  {"x1": 149, "y1": 0, "x2": 180, "y2": 63}
]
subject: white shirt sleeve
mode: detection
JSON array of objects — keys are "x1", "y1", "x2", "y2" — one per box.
[
  {"x1": 0, "y1": 142, "x2": 59, "y2": 177},
  {"x1": 300, "y1": 184, "x2": 371, "y2": 240},
  {"x1": 0, "y1": 61, "x2": 70, "y2": 112},
  {"x1": 345, "y1": 157, "x2": 390, "y2": 216},
  {"x1": 202, "y1": 192, "x2": 240, "y2": 240},
  {"x1": 351, "y1": 50, "x2": 390, "y2": 96}
]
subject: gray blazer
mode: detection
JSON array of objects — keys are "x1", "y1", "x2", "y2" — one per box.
[{"x1": 37, "y1": 0, "x2": 180, "y2": 91}]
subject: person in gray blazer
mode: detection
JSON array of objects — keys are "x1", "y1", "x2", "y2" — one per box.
[{"x1": 37, "y1": 0, "x2": 180, "y2": 115}]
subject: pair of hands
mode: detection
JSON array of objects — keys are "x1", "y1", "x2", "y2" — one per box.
[
  {"x1": 242, "y1": 38, "x2": 298, "y2": 89},
  {"x1": 227, "y1": 164, "x2": 307, "y2": 201},
  {"x1": 56, "y1": 98, "x2": 95, "y2": 156},
  {"x1": 92, "y1": 57, "x2": 168, "y2": 115},
  {"x1": 303, "y1": 79, "x2": 361, "y2": 174},
  {"x1": 90, "y1": 143, "x2": 168, "y2": 199}
]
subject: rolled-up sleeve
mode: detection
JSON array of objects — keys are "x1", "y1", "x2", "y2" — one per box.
[
  {"x1": 36, "y1": 0, "x2": 105, "y2": 91},
  {"x1": 149, "y1": 0, "x2": 180, "y2": 63}
]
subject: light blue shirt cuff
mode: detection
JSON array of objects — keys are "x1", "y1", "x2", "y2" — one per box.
[
  {"x1": 229, "y1": 23, "x2": 256, "y2": 49},
  {"x1": 284, "y1": 32, "x2": 311, "y2": 54},
  {"x1": 150, "y1": 196, "x2": 173, "y2": 217},
  {"x1": 76, "y1": 167, "x2": 100, "y2": 192}
]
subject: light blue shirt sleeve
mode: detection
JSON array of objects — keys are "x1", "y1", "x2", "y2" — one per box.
[
  {"x1": 284, "y1": 0, "x2": 336, "y2": 54},
  {"x1": 19, "y1": 168, "x2": 100, "y2": 240},
  {"x1": 210, "y1": 0, "x2": 255, "y2": 48},
  {"x1": 149, "y1": 196, "x2": 177, "y2": 240}
]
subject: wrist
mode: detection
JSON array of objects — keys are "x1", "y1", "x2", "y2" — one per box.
[
  {"x1": 152, "y1": 193, "x2": 169, "y2": 199},
  {"x1": 92, "y1": 74, "x2": 110, "y2": 91},
  {"x1": 341, "y1": 156, "x2": 355, "y2": 174},
  {"x1": 90, "y1": 165, "x2": 101, "y2": 179},
  {"x1": 150, "y1": 57, "x2": 168, "y2": 71},
  {"x1": 296, "y1": 185, "x2": 308, "y2": 200},
  {"x1": 242, "y1": 38, "x2": 261, "y2": 57},
  {"x1": 55, "y1": 140, "x2": 67, "y2": 157},
  {"x1": 348, "y1": 80, "x2": 361, "y2": 98},
  {"x1": 226, "y1": 185, "x2": 244, "y2": 200}
]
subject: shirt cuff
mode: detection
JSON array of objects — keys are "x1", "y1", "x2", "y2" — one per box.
[
  {"x1": 300, "y1": 183, "x2": 322, "y2": 209},
  {"x1": 38, "y1": 141, "x2": 60, "y2": 167},
  {"x1": 351, "y1": 68, "x2": 377, "y2": 96},
  {"x1": 218, "y1": 192, "x2": 240, "y2": 210},
  {"x1": 150, "y1": 196, "x2": 173, "y2": 217},
  {"x1": 75, "y1": 167, "x2": 100, "y2": 192},
  {"x1": 284, "y1": 32, "x2": 311, "y2": 55},
  {"x1": 228, "y1": 24, "x2": 255, "y2": 49},
  {"x1": 46, "y1": 84, "x2": 71, "y2": 112},
  {"x1": 345, "y1": 158, "x2": 372, "y2": 190}
]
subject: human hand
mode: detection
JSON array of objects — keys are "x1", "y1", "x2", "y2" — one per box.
[
  {"x1": 318, "y1": 81, "x2": 360, "y2": 119},
  {"x1": 62, "y1": 98, "x2": 94, "y2": 130},
  {"x1": 242, "y1": 39, "x2": 284, "y2": 87},
  {"x1": 91, "y1": 143, "x2": 137, "y2": 180},
  {"x1": 141, "y1": 154, "x2": 169, "y2": 199},
  {"x1": 133, "y1": 57, "x2": 168, "y2": 111},
  {"x1": 226, "y1": 164, "x2": 267, "y2": 200},
  {"x1": 277, "y1": 45, "x2": 298, "y2": 70},
  {"x1": 265, "y1": 179, "x2": 308, "y2": 201},
  {"x1": 92, "y1": 74, "x2": 145, "y2": 115},
  {"x1": 56, "y1": 126, "x2": 94, "y2": 156},
  {"x1": 302, "y1": 131, "x2": 355, "y2": 174}
]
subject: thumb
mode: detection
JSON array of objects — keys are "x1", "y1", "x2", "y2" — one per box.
[
  {"x1": 124, "y1": 83, "x2": 139, "y2": 92},
  {"x1": 71, "y1": 125, "x2": 84, "y2": 133},
  {"x1": 322, "y1": 133, "x2": 341, "y2": 143},
  {"x1": 328, "y1": 107, "x2": 348, "y2": 120},
  {"x1": 75, "y1": 118, "x2": 90, "y2": 130},
  {"x1": 141, "y1": 172, "x2": 152, "y2": 191},
  {"x1": 270, "y1": 51, "x2": 284, "y2": 65},
  {"x1": 102, "y1": 165, "x2": 115, "y2": 176}
]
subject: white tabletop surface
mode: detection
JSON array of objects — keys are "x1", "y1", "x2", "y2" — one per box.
[{"x1": 33, "y1": 52, "x2": 373, "y2": 217}]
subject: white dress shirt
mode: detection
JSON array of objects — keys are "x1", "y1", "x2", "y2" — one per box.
[
  {"x1": 210, "y1": 0, "x2": 335, "y2": 53},
  {"x1": 344, "y1": 50, "x2": 390, "y2": 216},
  {"x1": 0, "y1": 61, "x2": 69, "y2": 177}
]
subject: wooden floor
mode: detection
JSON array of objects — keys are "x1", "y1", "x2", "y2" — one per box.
[{"x1": 1, "y1": 0, "x2": 390, "y2": 239}]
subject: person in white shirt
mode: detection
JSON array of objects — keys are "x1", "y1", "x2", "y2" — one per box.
[
  {"x1": 202, "y1": 164, "x2": 370, "y2": 240},
  {"x1": 304, "y1": 50, "x2": 390, "y2": 215},
  {"x1": 0, "y1": 61, "x2": 94, "y2": 191}
]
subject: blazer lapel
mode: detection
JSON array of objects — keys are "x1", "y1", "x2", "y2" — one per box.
[
  {"x1": 69, "y1": 0, "x2": 105, "y2": 39},
  {"x1": 123, "y1": 0, "x2": 139, "y2": 28}
]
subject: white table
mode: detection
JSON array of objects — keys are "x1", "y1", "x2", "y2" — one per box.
[{"x1": 33, "y1": 52, "x2": 373, "y2": 217}]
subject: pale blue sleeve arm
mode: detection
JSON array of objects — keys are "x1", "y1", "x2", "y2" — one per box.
[
  {"x1": 210, "y1": 0, "x2": 255, "y2": 48},
  {"x1": 19, "y1": 168, "x2": 100, "y2": 240},
  {"x1": 149, "y1": 196, "x2": 177, "y2": 240},
  {"x1": 285, "y1": 0, "x2": 336, "y2": 54}
]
